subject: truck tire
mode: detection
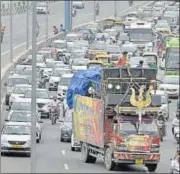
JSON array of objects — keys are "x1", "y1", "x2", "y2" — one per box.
[
  {"x1": 146, "y1": 164, "x2": 158, "y2": 172},
  {"x1": 104, "y1": 147, "x2": 115, "y2": 170},
  {"x1": 71, "y1": 147, "x2": 75, "y2": 151},
  {"x1": 81, "y1": 143, "x2": 96, "y2": 163}
]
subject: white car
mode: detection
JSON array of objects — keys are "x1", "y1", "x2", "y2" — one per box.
[
  {"x1": 9, "y1": 84, "x2": 31, "y2": 108},
  {"x1": 57, "y1": 74, "x2": 73, "y2": 100},
  {"x1": 71, "y1": 59, "x2": 88, "y2": 73},
  {"x1": 48, "y1": 68, "x2": 70, "y2": 91},
  {"x1": 53, "y1": 40, "x2": 67, "y2": 53},
  {"x1": 1, "y1": 122, "x2": 31, "y2": 156},
  {"x1": 36, "y1": 2, "x2": 50, "y2": 14},
  {"x1": 72, "y1": 1, "x2": 84, "y2": 9},
  {"x1": 5, "y1": 110, "x2": 43, "y2": 143},
  {"x1": 159, "y1": 76, "x2": 179, "y2": 98},
  {"x1": 151, "y1": 90, "x2": 171, "y2": 120},
  {"x1": 23, "y1": 89, "x2": 53, "y2": 118}
]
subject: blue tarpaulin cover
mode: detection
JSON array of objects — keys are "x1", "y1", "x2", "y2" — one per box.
[{"x1": 66, "y1": 67, "x2": 102, "y2": 109}]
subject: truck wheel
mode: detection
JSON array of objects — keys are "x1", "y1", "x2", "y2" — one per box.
[
  {"x1": 146, "y1": 164, "x2": 158, "y2": 172},
  {"x1": 71, "y1": 147, "x2": 75, "y2": 151},
  {"x1": 81, "y1": 143, "x2": 96, "y2": 163},
  {"x1": 104, "y1": 147, "x2": 115, "y2": 170}
]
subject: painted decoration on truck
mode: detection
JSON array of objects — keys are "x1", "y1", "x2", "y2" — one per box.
[
  {"x1": 73, "y1": 95, "x2": 104, "y2": 147},
  {"x1": 125, "y1": 135, "x2": 151, "y2": 152}
]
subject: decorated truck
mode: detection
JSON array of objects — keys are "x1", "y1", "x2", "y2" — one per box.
[{"x1": 67, "y1": 66, "x2": 161, "y2": 172}]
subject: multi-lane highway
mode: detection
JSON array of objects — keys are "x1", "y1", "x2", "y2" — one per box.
[{"x1": 1, "y1": 1, "x2": 178, "y2": 173}]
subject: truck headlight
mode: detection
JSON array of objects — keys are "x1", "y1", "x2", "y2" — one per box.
[
  {"x1": 108, "y1": 84, "x2": 113, "y2": 89},
  {"x1": 115, "y1": 85, "x2": 121, "y2": 90}
]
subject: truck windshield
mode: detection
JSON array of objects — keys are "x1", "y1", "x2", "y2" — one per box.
[{"x1": 119, "y1": 122, "x2": 157, "y2": 134}]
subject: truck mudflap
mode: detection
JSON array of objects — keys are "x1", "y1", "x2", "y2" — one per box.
[{"x1": 113, "y1": 152, "x2": 160, "y2": 165}]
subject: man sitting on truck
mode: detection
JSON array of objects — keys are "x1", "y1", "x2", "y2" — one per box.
[{"x1": 116, "y1": 51, "x2": 128, "y2": 67}]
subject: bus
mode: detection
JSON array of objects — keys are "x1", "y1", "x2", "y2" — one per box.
[{"x1": 129, "y1": 21, "x2": 154, "y2": 52}]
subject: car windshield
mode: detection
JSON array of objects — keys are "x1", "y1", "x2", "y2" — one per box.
[
  {"x1": 37, "y1": 3, "x2": 46, "y2": 7},
  {"x1": 11, "y1": 102, "x2": 31, "y2": 111},
  {"x1": 3, "y1": 125, "x2": 31, "y2": 135},
  {"x1": 13, "y1": 86, "x2": 31, "y2": 94},
  {"x1": 163, "y1": 76, "x2": 179, "y2": 84},
  {"x1": 66, "y1": 35, "x2": 78, "y2": 42},
  {"x1": 20, "y1": 69, "x2": 32, "y2": 76},
  {"x1": 7, "y1": 78, "x2": 29, "y2": 87},
  {"x1": 121, "y1": 45, "x2": 136, "y2": 52},
  {"x1": 119, "y1": 122, "x2": 157, "y2": 134},
  {"x1": 59, "y1": 77, "x2": 72, "y2": 86},
  {"x1": 25, "y1": 90, "x2": 49, "y2": 99},
  {"x1": 71, "y1": 52, "x2": 85, "y2": 58},
  {"x1": 106, "y1": 46, "x2": 121, "y2": 53},
  {"x1": 54, "y1": 42, "x2": 66, "y2": 49},
  {"x1": 130, "y1": 58, "x2": 148, "y2": 65},
  {"x1": 72, "y1": 59, "x2": 88, "y2": 66},
  {"x1": 52, "y1": 69, "x2": 69, "y2": 76},
  {"x1": 90, "y1": 43, "x2": 106, "y2": 50},
  {"x1": 78, "y1": 29, "x2": 91, "y2": 34},
  {"x1": 144, "y1": 56, "x2": 156, "y2": 62},
  {"x1": 10, "y1": 112, "x2": 31, "y2": 122}
]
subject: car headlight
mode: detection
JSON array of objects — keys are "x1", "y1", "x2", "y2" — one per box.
[
  {"x1": 115, "y1": 85, "x2": 121, "y2": 90},
  {"x1": 26, "y1": 139, "x2": 31, "y2": 145},
  {"x1": 108, "y1": 84, "x2": 113, "y2": 89},
  {"x1": 1, "y1": 138, "x2": 7, "y2": 144}
]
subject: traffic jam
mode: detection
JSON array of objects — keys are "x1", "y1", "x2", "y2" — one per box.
[{"x1": 1, "y1": 1, "x2": 179, "y2": 173}]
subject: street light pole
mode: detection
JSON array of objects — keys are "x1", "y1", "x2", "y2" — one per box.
[
  {"x1": 10, "y1": 1, "x2": 13, "y2": 63},
  {"x1": 26, "y1": 1, "x2": 29, "y2": 50},
  {"x1": 45, "y1": 0, "x2": 48, "y2": 44},
  {"x1": 114, "y1": 0, "x2": 117, "y2": 18},
  {"x1": 70, "y1": 0, "x2": 72, "y2": 31},
  {"x1": 93, "y1": 0, "x2": 96, "y2": 22},
  {"x1": 31, "y1": 1, "x2": 37, "y2": 173},
  {"x1": 0, "y1": 0, "x2": 2, "y2": 173}
]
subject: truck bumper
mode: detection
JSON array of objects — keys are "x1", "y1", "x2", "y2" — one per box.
[{"x1": 113, "y1": 152, "x2": 160, "y2": 165}]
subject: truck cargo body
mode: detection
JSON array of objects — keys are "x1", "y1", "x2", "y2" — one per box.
[{"x1": 73, "y1": 95, "x2": 160, "y2": 172}]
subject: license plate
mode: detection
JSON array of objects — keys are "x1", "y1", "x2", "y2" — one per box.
[
  {"x1": 135, "y1": 159, "x2": 143, "y2": 165},
  {"x1": 12, "y1": 144, "x2": 22, "y2": 148}
]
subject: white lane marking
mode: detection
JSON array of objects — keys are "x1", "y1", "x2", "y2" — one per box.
[
  {"x1": 64, "y1": 164, "x2": 69, "y2": 170},
  {"x1": 61, "y1": 150, "x2": 66, "y2": 155}
]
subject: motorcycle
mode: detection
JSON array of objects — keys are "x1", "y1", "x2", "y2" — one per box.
[
  {"x1": 157, "y1": 114, "x2": 166, "y2": 141},
  {"x1": 173, "y1": 126, "x2": 180, "y2": 143},
  {"x1": 170, "y1": 156, "x2": 180, "y2": 174},
  {"x1": 50, "y1": 107, "x2": 58, "y2": 125},
  {"x1": 72, "y1": 8, "x2": 77, "y2": 17}
]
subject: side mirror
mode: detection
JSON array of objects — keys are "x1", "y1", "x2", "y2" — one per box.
[
  {"x1": 168, "y1": 99, "x2": 171, "y2": 103},
  {"x1": 38, "y1": 120, "x2": 43, "y2": 124},
  {"x1": 4, "y1": 83, "x2": 7, "y2": 86},
  {"x1": 4, "y1": 119, "x2": 9, "y2": 122}
]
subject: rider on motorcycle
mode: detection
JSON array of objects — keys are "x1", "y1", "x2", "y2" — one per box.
[
  {"x1": 50, "y1": 96, "x2": 60, "y2": 118},
  {"x1": 172, "y1": 111, "x2": 180, "y2": 134}
]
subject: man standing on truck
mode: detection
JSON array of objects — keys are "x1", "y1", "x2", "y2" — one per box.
[
  {"x1": 116, "y1": 51, "x2": 128, "y2": 67},
  {"x1": 1, "y1": 24, "x2": 6, "y2": 43}
]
